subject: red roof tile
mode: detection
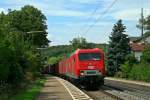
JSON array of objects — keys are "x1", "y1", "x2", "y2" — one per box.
[{"x1": 130, "y1": 43, "x2": 145, "y2": 52}]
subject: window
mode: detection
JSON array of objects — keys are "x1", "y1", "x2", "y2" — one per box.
[{"x1": 79, "y1": 53, "x2": 101, "y2": 61}]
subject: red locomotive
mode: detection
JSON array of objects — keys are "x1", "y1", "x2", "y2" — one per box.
[{"x1": 59, "y1": 48, "x2": 105, "y2": 88}]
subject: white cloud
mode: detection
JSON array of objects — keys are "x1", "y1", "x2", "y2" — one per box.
[
  {"x1": 0, "y1": 8, "x2": 7, "y2": 13},
  {"x1": 1, "y1": 0, "x2": 92, "y2": 17},
  {"x1": 112, "y1": 9, "x2": 140, "y2": 21},
  {"x1": 1, "y1": 0, "x2": 150, "y2": 45},
  {"x1": 69, "y1": 0, "x2": 101, "y2": 4},
  {"x1": 44, "y1": 9, "x2": 88, "y2": 17},
  {"x1": 111, "y1": 8, "x2": 150, "y2": 21},
  {"x1": 62, "y1": 20, "x2": 113, "y2": 27}
]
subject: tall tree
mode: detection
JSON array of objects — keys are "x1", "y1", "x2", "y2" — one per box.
[
  {"x1": 137, "y1": 15, "x2": 150, "y2": 35},
  {"x1": 8, "y1": 5, "x2": 49, "y2": 47},
  {"x1": 107, "y1": 20, "x2": 130, "y2": 76},
  {"x1": 70, "y1": 37, "x2": 89, "y2": 50},
  {"x1": 0, "y1": 5, "x2": 50, "y2": 92}
]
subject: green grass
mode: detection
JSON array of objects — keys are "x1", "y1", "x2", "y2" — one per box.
[{"x1": 9, "y1": 78, "x2": 45, "y2": 100}]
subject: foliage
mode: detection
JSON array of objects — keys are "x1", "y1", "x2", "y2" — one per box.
[
  {"x1": 8, "y1": 5, "x2": 49, "y2": 47},
  {"x1": 119, "y1": 47, "x2": 150, "y2": 82},
  {"x1": 128, "y1": 62, "x2": 150, "y2": 82},
  {"x1": 69, "y1": 37, "x2": 91, "y2": 50},
  {"x1": 0, "y1": 46, "x2": 13, "y2": 81},
  {"x1": 44, "y1": 42, "x2": 107, "y2": 66},
  {"x1": 120, "y1": 54, "x2": 136, "y2": 78},
  {"x1": 47, "y1": 57, "x2": 61, "y2": 65},
  {"x1": 0, "y1": 5, "x2": 49, "y2": 98},
  {"x1": 116, "y1": 14, "x2": 150, "y2": 82},
  {"x1": 107, "y1": 20, "x2": 130, "y2": 76},
  {"x1": 44, "y1": 43, "x2": 107, "y2": 58},
  {"x1": 44, "y1": 45, "x2": 72, "y2": 58},
  {"x1": 24, "y1": 51, "x2": 40, "y2": 72},
  {"x1": 137, "y1": 15, "x2": 150, "y2": 34},
  {"x1": 142, "y1": 44, "x2": 150, "y2": 62},
  {"x1": 9, "y1": 78, "x2": 45, "y2": 100},
  {"x1": 0, "y1": 43, "x2": 25, "y2": 84}
]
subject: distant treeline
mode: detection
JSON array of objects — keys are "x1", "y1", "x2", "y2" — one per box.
[{"x1": 44, "y1": 43, "x2": 108, "y2": 58}]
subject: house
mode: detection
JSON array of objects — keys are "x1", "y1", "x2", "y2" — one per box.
[
  {"x1": 129, "y1": 37, "x2": 141, "y2": 44},
  {"x1": 132, "y1": 33, "x2": 150, "y2": 44},
  {"x1": 130, "y1": 42, "x2": 145, "y2": 61},
  {"x1": 129, "y1": 33, "x2": 150, "y2": 61}
]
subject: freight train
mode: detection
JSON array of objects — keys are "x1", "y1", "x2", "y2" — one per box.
[{"x1": 45, "y1": 48, "x2": 105, "y2": 88}]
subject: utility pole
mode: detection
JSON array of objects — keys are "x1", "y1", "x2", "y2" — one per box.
[{"x1": 141, "y1": 8, "x2": 144, "y2": 37}]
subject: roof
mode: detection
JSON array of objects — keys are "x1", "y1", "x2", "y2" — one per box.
[
  {"x1": 130, "y1": 43, "x2": 145, "y2": 52},
  {"x1": 133, "y1": 32, "x2": 150, "y2": 42},
  {"x1": 129, "y1": 37, "x2": 141, "y2": 42}
]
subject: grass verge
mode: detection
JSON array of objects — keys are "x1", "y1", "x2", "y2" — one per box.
[{"x1": 9, "y1": 78, "x2": 45, "y2": 100}]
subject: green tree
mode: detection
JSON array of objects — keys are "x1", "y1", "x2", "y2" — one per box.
[
  {"x1": 47, "y1": 57, "x2": 61, "y2": 65},
  {"x1": 142, "y1": 44, "x2": 150, "y2": 62},
  {"x1": 137, "y1": 15, "x2": 150, "y2": 36},
  {"x1": 0, "y1": 5, "x2": 49, "y2": 96},
  {"x1": 70, "y1": 37, "x2": 90, "y2": 50},
  {"x1": 8, "y1": 5, "x2": 49, "y2": 47},
  {"x1": 121, "y1": 54, "x2": 136, "y2": 78},
  {"x1": 107, "y1": 20, "x2": 130, "y2": 76}
]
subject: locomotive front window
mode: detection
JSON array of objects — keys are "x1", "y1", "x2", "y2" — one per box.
[{"x1": 79, "y1": 53, "x2": 100, "y2": 61}]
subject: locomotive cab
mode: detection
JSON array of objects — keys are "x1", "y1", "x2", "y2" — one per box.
[
  {"x1": 59, "y1": 48, "x2": 105, "y2": 89},
  {"x1": 76, "y1": 48, "x2": 105, "y2": 88}
]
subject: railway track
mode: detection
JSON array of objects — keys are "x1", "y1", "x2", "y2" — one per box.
[
  {"x1": 57, "y1": 77, "x2": 121, "y2": 100},
  {"x1": 83, "y1": 84, "x2": 150, "y2": 100},
  {"x1": 104, "y1": 79, "x2": 150, "y2": 100},
  {"x1": 80, "y1": 78, "x2": 150, "y2": 100},
  {"x1": 82, "y1": 88, "x2": 121, "y2": 100},
  {"x1": 56, "y1": 76, "x2": 150, "y2": 100}
]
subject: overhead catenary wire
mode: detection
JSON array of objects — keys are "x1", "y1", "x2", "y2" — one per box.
[
  {"x1": 78, "y1": 2, "x2": 102, "y2": 37},
  {"x1": 80, "y1": 0, "x2": 118, "y2": 37}
]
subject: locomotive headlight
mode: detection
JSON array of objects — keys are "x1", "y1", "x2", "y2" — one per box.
[
  {"x1": 80, "y1": 70, "x2": 84, "y2": 75},
  {"x1": 98, "y1": 70, "x2": 102, "y2": 75}
]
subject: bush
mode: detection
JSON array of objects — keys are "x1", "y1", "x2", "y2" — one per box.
[
  {"x1": 33, "y1": 71, "x2": 43, "y2": 78},
  {"x1": 129, "y1": 62, "x2": 150, "y2": 82},
  {"x1": 0, "y1": 46, "x2": 24, "y2": 84},
  {"x1": 120, "y1": 52, "x2": 150, "y2": 82},
  {"x1": 142, "y1": 44, "x2": 150, "y2": 62},
  {"x1": 0, "y1": 47, "x2": 12, "y2": 81},
  {"x1": 120, "y1": 54, "x2": 136, "y2": 78},
  {"x1": 121, "y1": 61, "x2": 131, "y2": 78},
  {"x1": 0, "y1": 46, "x2": 24, "y2": 100},
  {"x1": 9, "y1": 78, "x2": 45, "y2": 100},
  {"x1": 8, "y1": 63, "x2": 24, "y2": 85}
]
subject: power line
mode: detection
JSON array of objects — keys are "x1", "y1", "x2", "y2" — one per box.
[
  {"x1": 78, "y1": 2, "x2": 101, "y2": 37},
  {"x1": 81, "y1": 0, "x2": 118, "y2": 36}
]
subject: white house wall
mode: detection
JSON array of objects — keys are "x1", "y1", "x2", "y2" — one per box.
[{"x1": 134, "y1": 52, "x2": 143, "y2": 62}]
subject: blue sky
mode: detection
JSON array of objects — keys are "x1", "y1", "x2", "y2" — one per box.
[{"x1": 0, "y1": 0, "x2": 150, "y2": 45}]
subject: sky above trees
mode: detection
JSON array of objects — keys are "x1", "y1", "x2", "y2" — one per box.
[{"x1": 0, "y1": 0, "x2": 150, "y2": 45}]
